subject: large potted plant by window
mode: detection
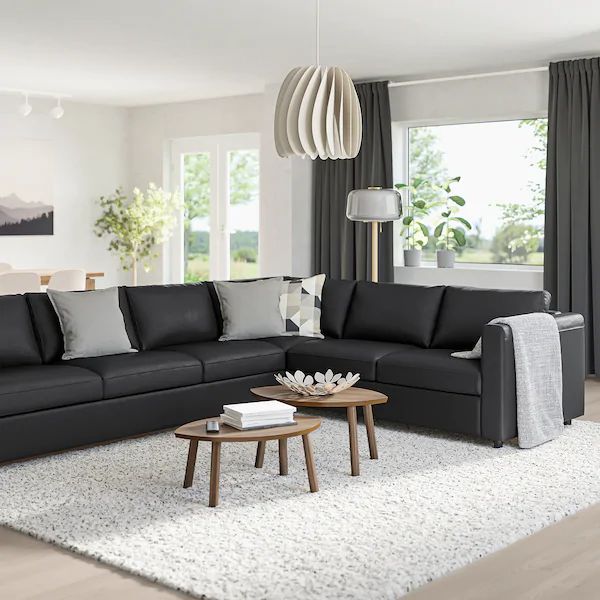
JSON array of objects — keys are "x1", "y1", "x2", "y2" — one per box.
[
  {"x1": 395, "y1": 178, "x2": 432, "y2": 267},
  {"x1": 95, "y1": 184, "x2": 181, "y2": 285},
  {"x1": 432, "y1": 177, "x2": 471, "y2": 268}
]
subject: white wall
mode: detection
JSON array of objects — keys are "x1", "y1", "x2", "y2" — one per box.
[
  {"x1": 259, "y1": 84, "x2": 312, "y2": 278},
  {"x1": 0, "y1": 97, "x2": 129, "y2": 287},
  {"x1": 390, "y1": 70, "x2": 548, "y2": 290}
]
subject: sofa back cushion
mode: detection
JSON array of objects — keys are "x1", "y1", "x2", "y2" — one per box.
[
  {"x1": 126, "y1": 283, "x2": 218, "y2": 350},
  {"x1": 431, "y1": 286, "x2": 551, "y2": 349},
  {"x1": 0, "y1": 295, "x2": 42, "y2": 367},
  {"x1": 343, "y1": 281, "x2": 445, "y2": 347},
  {"x1": 27, "y1": 289, "x2": 139, "y2": 363},
  {"x1": 321, "y1": 278, "x2": 357, "y2": 338}
]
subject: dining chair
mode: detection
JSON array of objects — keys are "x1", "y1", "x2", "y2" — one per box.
[
  {"x1": 0, "y1": 262, "x2": 12, "y2": 273},
  {"x1": 47, "y1": 269, "x2": 87, "y2": 291},
  {"x1": 0, "y1": 272, "x2": 41, "y2": 295}
]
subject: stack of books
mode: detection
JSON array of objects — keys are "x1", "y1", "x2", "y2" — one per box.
[{"x1": 221, "y1": 400, "x2": 296, "y2": 430}]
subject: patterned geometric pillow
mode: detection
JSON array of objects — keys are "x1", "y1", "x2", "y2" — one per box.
[{"x1": 279, "y1": 274, "x2": 326, "y2": 338}]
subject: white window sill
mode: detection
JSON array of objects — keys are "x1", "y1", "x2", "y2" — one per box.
[{"x1": 395, "y1": 262, "x2": 543, "y2": 273}]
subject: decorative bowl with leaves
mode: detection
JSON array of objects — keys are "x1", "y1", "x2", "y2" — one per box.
[{"x1": 274, "y1": 369, "x2": 360, "y2": 396}]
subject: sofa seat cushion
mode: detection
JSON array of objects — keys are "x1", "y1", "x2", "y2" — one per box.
[
  {"x1": 0, "y1": 365, "x2": 102, "y2": 417},
  {"x1": 377, "y1": 348, "x2": 481, "y2": 396},
  {"x1": 286, "y1": 339, "x2": 406, "y2": 381},
  {"x1": 69, "y1": 351, "x2": 204, "y2": 399},
  {"x1": 164, "y1": 341, "x2": 284, "y2": 383}
]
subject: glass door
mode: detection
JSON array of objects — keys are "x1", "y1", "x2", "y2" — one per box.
[
  {"x1": 228, "y1": 149, "x2": 259, "y2": 280},
  {"x1": 170, "y1": 133, "x2": 260, "y2": 282}
]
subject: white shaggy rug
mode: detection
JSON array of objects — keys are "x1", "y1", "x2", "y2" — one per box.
[{"x1": 1, "y1": 416, "x2": 600, "y2": 599}]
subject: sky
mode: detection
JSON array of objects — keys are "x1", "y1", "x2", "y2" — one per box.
[{"x1": 413, "y1": 119, "x2": 545, "y2": 239}]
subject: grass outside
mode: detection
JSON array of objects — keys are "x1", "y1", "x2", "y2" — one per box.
[
  {"x1": 421, "y1": 248, "x2": 543, "y2": 266},
  {"x1": 185, "y1": 254, "x2": 259, "y2": 282}
]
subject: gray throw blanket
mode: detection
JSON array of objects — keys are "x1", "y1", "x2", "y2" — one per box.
[{"x1": 452, "y1": 312, "x2": 563, "y2": 449}]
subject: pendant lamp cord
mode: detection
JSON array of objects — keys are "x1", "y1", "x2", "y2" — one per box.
[{"x1": 315, "y1": 0, "x2": 320, "y2": 66}]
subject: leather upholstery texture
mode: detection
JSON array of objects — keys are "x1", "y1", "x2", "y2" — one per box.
[
  {"x1": 164, "y1": 340, "x2": 284, "y2": 382},
  {"x1": 377, "y1": 347, "x2": 481, "y2": 395},
  {"x1": 260, "y1": 336, "x2": 314, "y2": 351},
  {"x1": 0, "y1": 281, "x2": 586, "y2": 461},
  {"x1": 126, "y1": 283, "x2": 218, "y2": 350},
  {"x1": 0, "y1": 364, "x2": 102, "y2": 417},
  {"x1": 320, "y1": 278, "x2": 357, "y2": 338},
  {"x1": 26, "y1": 289, "x2": 139, "y2": 363},
  {"x1": 344, "y1": 281, "x2": 445, "y2": 347},
  {"x1": 0, "y1": 372, "x2": 276, "y2": 463},
  {"x1": 431, "y1": 286, "x2": 550, "y2": 349},
  {"x1": 0, "y1": 295, "x2": 41, "y2": 367},
  {"x1": 287, "y1": 338, "x2": 406, "y2": 380},
  {"x1": 68, "y1": 350, "x2": 204, "y2": 399}
]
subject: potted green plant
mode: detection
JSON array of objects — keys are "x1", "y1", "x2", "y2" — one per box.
[
  {"x1": 95, "y1": 184, "x2": 181, "y2": 286},
  {"x1": 395, "y1": 178, "x2": 432, "y2": 267},
  {"x1": 432, "y1": 177, "x2": 471, "y2": 268}
]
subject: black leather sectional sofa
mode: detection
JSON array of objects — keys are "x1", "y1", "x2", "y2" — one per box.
[{"x1": 0, "y1": 279, "x2": 585, "y2": 462}]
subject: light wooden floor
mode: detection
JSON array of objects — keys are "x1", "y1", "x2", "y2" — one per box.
[{"x1": 2, "y1": 382, "x2": 600, "y2": 600}]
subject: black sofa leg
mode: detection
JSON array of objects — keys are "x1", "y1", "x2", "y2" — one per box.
[
  {"x1": 493, "y1": 441, "x2": 503, "y2": 448},
  {"x1": 564, "y1": 419, "x2": 572, "y2": 425}
]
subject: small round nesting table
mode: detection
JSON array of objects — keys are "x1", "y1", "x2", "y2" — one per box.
[
  {"x1": 174, "y1": 416, "x2": 321, "y2": 507},
  {"x1": 251, "y1": 386, "x2": 388, "y2": 476}
]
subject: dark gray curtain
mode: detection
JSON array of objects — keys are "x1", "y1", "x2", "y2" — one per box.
[
  {"x1": 545, "y1": 58, "x2": 600, "y2": 374},
  {"x1": 313, "y1": 81, "x2": 393, "y2": 281}
]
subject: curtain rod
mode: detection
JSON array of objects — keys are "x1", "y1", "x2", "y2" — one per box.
[{"x1": 388, "y1": 66, "x2": 547, "y2": 88}]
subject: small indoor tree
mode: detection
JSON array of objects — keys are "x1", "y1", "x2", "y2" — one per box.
[{"x1": 95, "y1": 184, "x2": 181, "y2": 286}]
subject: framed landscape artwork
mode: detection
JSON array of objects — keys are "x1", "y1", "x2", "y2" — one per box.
[{"x1": 0, "y1": 138, "x2": 54, "y2": 235}]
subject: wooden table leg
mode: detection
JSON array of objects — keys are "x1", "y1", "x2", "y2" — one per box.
[
  {"x1": 85, "y1": 277, "x2": 96, "y2": 291},
  {"x1": 347, "y1": 406, "x2": 360, "y2": 476},
  {"x1": 302, "y1": 434, "x2": 318, "y2": 492},
  {"x1": 209, "y1": 441, "x2": 221, "y2": 507},
  {"x1": 255, "y1": 440, "x2": 266, "y2": 468},
  {"x1": 183, "y1": 440, "x2": 198, "y2": 488},
  {"x1": 279, "y1": 438, "x2": 288, "y2": 475},
  {"x1": 363, "y1": 404, "x2": 378, "y2": 459}
]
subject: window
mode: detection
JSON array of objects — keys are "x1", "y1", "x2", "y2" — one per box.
[
  {"x1": 401, "y1": 118, "x2": 547, "y2": 266},
  {"x1": 170, "y1": 134, "x2": 260, "y2": 282}
]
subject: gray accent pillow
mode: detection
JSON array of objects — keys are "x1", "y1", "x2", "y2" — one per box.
[
  {"x1": 47, "y1": 287, "x2": 136, "y2": 360},
  {"x1": 214, "y1": 278, "x2": 285, "y2": 341}
]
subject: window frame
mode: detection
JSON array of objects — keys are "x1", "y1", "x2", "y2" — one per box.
[
  {"x1": 167, "y1": 132, "x2": 260, "y2": 283},
  {"x1": 392, "y1": 111, "x2": 547, "y2": 271}
]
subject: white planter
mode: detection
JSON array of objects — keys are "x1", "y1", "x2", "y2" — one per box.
[
  {"x1": 437, "y1": 250, "x2": 455, "y2": 268},
  {"x1": 403, "y1": 249, "x2": 422, "y2": 267}
]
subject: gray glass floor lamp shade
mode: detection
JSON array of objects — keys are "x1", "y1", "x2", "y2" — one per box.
[{"x1": 347, "y1": 187, "x2": 402, "y2": 282}]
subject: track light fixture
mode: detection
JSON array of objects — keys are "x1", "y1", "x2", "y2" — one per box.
[
  {"x1": 0, "y1": 87, "x2": 71, "y2": 119},
  {"x1": 50, "y1": 97, "x2": 64, "y2": 120},
  {"x1": 17, "y1": 93, "x2": 32, "y2": 117}
]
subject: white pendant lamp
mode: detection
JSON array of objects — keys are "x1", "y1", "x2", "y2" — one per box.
[{"x1": 274, "y1": 0, "x2": 362, "y2": 160}]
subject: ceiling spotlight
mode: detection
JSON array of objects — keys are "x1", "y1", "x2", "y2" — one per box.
[
  {"x1": 17, "y1": 93, "x2": 32, "y2": 117},
  {"x1": 50, "y1": 97, "x2": 64, "y2": 120}
]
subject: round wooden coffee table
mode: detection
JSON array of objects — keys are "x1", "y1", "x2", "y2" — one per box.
[
  {"x1": 251, "y1": 386, "x2": 388, "y2": 476},
  {"x1": 174, "y1": 416, "x2": 321, "y2": 507}
]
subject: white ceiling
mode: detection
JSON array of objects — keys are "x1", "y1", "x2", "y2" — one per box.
[{"x1": 1, "y1": 0, "x2": 599, "y2": 107}]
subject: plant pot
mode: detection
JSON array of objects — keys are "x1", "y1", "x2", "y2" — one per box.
[
  {"x1": 403, "y1": 249, "x2": 422, "y2": 267},
  {"x1": 437, "y1": 249, "x2": 455, "y2": 268}
]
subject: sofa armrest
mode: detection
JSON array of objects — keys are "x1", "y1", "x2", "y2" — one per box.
[{"x1": 480, "y1": 312, "x2": 585, "y2": 443}]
